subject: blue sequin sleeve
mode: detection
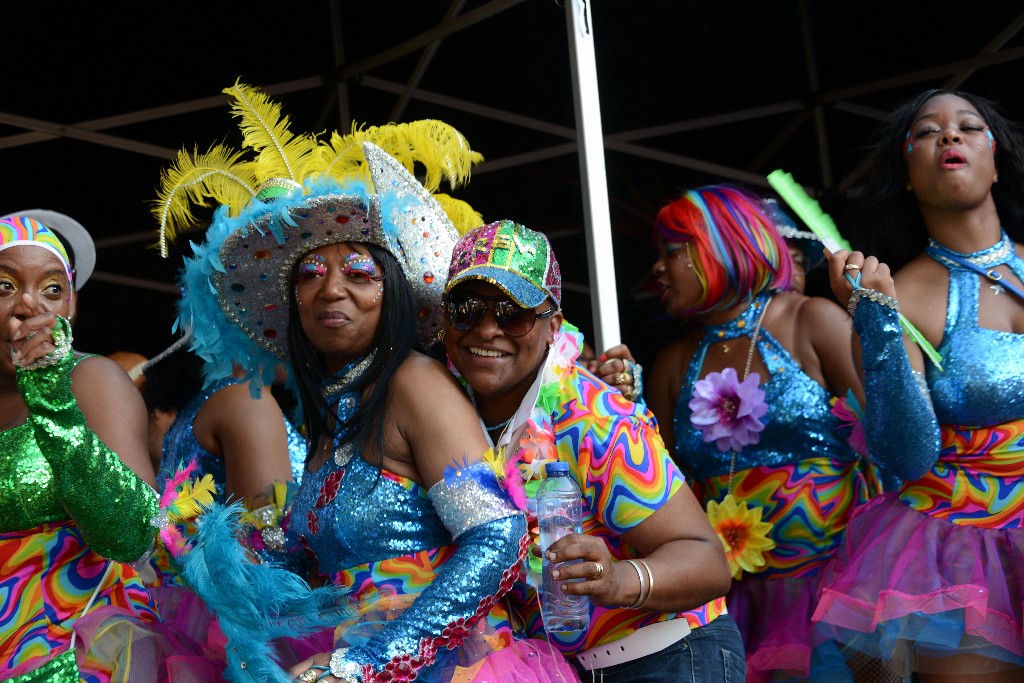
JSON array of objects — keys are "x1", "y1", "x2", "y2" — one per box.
[
  {"x1": 331, "y1": 464, "x2": 526, "y2": 680},
  {"x1": 855, "y1": 297, "x2": 940, "y2": 481}
]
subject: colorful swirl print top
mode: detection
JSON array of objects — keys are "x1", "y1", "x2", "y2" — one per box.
[
  {"x1": 902, "y1": 243, "x2": 1024, "y2": 527},
  {"x1": 506, "y1": 362, "x2": 726, "y2": 654},
  {"x1": 675, "y1": 293, "x2": 876, "y2": 578},
  {"x1": 286, "y1": 361, "x2": 529, "y2": 683},
  {"x1": 0, "y1": 355, "x2": 161, "y2": 682},
  {"x1": 149, "y1": 377, "x2": 308, "y2": 585}
]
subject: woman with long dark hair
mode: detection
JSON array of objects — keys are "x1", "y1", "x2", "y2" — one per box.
[
  {"x1": 815, "y1": 89, "x2": 1024, "y2": 681},
  {"x1": 157, "y1": 84, "x2": 579, "y2": 683}
]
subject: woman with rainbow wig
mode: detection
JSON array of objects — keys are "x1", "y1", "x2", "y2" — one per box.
[{"x1": 645, "y1": 185, "x2": 880, "y2": 682}]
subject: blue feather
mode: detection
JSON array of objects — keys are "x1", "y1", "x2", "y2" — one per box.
[{"x1": 182, "y1": 502, "x2": 354, "y2": 682}]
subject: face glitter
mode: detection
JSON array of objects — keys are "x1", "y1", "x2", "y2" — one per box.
[
  {"x1": 298, "y1": 254, "x2": 327, "y2": 278},
  {"x1": 341, "y1": 253, "x2": 381, "y2": 281}
]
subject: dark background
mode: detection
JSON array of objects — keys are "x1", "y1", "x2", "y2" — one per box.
[{"x1": 4, "y1": 1, "x2": 1024, "y2": 372}]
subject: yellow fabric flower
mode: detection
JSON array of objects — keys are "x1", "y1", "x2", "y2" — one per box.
[{"x1": 706, "y1": 493, "x2": 775, "y2": 579}]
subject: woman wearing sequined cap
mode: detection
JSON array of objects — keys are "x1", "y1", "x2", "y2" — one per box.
[
  {"x1": 643, "y1": 184, "x2": 930, "y2": 682},
  {"x1": 0, "y1": 215, "x2": 183, "y2": 681},
  {"x1": 441, "y1": 219, "x2": 741, "y2": 683},
  {"x1": 157, "y1": 83, "x2": 579, "y2": 683},
  {"x1": 814, "y1": 90, "x2": 1024, "y2": 681}
]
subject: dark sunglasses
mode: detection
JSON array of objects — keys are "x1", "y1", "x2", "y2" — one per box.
[{"x1": 443, "y1": 296, "x2": 556, "y2": 336}]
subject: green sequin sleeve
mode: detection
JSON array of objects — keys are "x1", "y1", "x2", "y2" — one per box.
[{"x1": 17, "y1": 350, "x2": 159, "y2": 563}]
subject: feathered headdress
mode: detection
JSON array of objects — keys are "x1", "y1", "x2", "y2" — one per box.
[{"x1": 153, "y1": 81, "x2": 485, "y2": 389}]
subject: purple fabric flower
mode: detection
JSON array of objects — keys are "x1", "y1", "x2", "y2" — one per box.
[{"x1": 689, "y1": 367, "x2": 768, "y2": 452}]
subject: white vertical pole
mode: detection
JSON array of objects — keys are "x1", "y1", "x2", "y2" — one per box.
[{"x1": 565, "y1": 0, "x2": 620, "y2": 352}]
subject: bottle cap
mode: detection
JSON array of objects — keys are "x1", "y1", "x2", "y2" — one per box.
[{"x1": 544, "y1": 461, "x2": 570, "y2": 476}]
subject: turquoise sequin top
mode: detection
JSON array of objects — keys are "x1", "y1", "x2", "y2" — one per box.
[{"x1": 926, "y1": 243, "x2": 1024, "y2": 426}]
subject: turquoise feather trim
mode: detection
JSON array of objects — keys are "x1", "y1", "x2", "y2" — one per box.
[
  {"x1": 182, "y1": 502, "x2": 353, "y2": 682},
  {"x1": 176, "y1": 176, "x2": 375, "y2": 395}
]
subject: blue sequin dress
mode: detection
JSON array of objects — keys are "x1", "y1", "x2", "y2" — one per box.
[
  {"x1": 675, "y1": 292, "x2": 878, "y2": 682},
  {"x1": 814, "y1": 234, "x2": 1024, "y2": 672},
  {"x1": 282, "y1": 363, "x2": 576, "y2": 683}
]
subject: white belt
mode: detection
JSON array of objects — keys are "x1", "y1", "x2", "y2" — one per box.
[{"x1": 575, "y1": 617, "x2": 692, "y2": 670}]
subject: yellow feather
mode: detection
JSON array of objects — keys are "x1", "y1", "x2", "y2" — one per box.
[
  {"x1": 481, "y1": 447, "x2": 506, "y2": 479},
  {"x1": 170, "y1": 474, "x2": 217, "y2": 521},
  {"x1": 271, "y1": 481, "x2": 289, "y2": 511},
  {"x1": 316, "y1": 120, "x2": 483, "y2": 192},
  {"x1": 152, "y1": 144, "x2": 257, "y2": 256},
  {"x1": 224, "y1": 81, "x2": 319, "y2": 183},
  {"x1": 435, "y1": 194, "x2": 484, "y2": 235}
]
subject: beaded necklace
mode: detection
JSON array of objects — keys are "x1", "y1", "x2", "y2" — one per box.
[{"x1": 319, "y1": 352, "x2": 374, "y2": 467}]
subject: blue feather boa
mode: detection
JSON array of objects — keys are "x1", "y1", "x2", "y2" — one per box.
[{"x1": 182, "y1": 502, "x2": 353, "y2": 682}]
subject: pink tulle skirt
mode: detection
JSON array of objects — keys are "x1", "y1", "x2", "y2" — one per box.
[
  {"x1": 730, "y1": 572, "x2": 849, "y2": 683},
  {"x1": 813, "y1": 493, "x2": 1024, "y2": 671},
  {"x1": 448, "y1": 638, "x2": 581, "y2": 683},
  {"x1": 149, "y1": 586, "x2": 339, "y2": 678}
]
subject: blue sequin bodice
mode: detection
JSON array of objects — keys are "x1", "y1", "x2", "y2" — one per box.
[
  {"x1": 926, "y1": 244, "x2": 1024, "y2": 427},
  {"x1": 156, "y1": 377, "x2": 307, "y2": 498},
  {"x1": 290, "y1": 455, "x2": 451, "y2": 574},
  {"x1": 675, "y1": 293, "x2": 856, "y2": 480}
]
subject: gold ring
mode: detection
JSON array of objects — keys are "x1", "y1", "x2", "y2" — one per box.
[
  {"x1": 844, "y1": 264, "x2": 862, "y2": 271},
  {"x1": 622, "y1": 388, "x2": 636, "y2": 401},
  {"x1": 614, "y1": 372, "x2": 630, "y2": 385},
  {"x1": 592, "y1": 561, "x2": 604, "y2": 580},
  {"x1": 299, "y1": 670, "x2": 320, "y2": 683}
]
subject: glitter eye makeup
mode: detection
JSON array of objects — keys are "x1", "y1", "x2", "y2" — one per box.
[
  {"x1": 985, "y1": 127, "x2": 996, "y2": 151},
  {"x1": 904, "y1": 131, "x2": 915, "y2": 158},
  {"x1": 298, "y1": 254, "x2": 327, "y2": 277},
  {"x1": 342, "y1": 253, "x2": 381, "y2": 280}
]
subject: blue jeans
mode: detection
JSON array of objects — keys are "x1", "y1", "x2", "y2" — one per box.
[{"x1": 570, "y1": 614, "x2": 746, "y2": 682}]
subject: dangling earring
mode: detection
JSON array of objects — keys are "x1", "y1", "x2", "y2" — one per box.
[
  {"x1": 993, "y1": 171, "x2": 1000, "y2": 183},
  {"x1": 436, "y1": 328, "x2": 446, "y2": 344}
]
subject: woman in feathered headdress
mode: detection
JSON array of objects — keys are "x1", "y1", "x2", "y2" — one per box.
[{"x1": 155, "y1": 83, "x2": 580, "y2": 683}]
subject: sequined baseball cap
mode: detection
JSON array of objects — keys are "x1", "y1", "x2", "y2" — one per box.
[{"x1": 445, "y1": 220, "x2": 561, "y2": 309}]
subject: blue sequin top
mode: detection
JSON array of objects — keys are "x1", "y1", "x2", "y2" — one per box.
[
  {"x1": 290, "y1": 455, "x2": 451, "y2": 574},
  {"x1": 675, "y1": 293, "x2": 857, "y2": 481},
  {"x1": 156, "y1": 377, "x2": 307, "y2": 498},
  {"x1": 925, "y1": 249, "x2": 1024, "y2": 427}
]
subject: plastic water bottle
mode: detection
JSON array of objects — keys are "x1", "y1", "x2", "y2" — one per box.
[{"x1": 537, "y1": 461, "x2": 590, "y2": 633}]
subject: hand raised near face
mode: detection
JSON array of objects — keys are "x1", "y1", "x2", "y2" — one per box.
[{"x1": 9, "y1": 295, "x2": 65, "y2": 368}]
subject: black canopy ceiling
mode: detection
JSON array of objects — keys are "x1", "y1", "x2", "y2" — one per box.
[{"x1": 4, "y1": 0, "x2": 1023, "y2": 366}]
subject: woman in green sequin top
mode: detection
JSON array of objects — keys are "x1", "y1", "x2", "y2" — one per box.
[{"x1": 0, "y1": 214, "x2": 173, "y2": 681}]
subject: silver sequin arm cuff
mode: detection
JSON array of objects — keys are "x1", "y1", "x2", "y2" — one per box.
[
  {"x1": 428, "y1": 463, "x2": 521, "y2": 539},
  {"x1": 854, "y1": 296, "x2": 940, "y2": 481}
]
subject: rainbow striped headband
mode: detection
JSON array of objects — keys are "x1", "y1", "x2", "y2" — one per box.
[{"x1": 0, "y1": 215, "x2": 73, "y2": 282}]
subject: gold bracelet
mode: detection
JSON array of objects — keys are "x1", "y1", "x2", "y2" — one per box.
[
  {"x1": 624, "y1": 559, "x2": 648, "y2": 609},
  {"x1": 636, "y1": 558, "x2": 655, "y2": 609}
]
